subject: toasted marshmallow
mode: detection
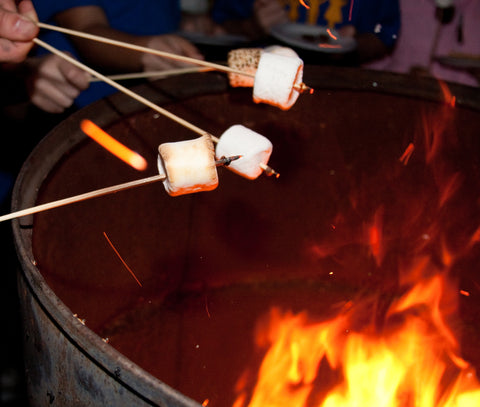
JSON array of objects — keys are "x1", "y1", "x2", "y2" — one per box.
[
  {"x1": 157, "y1": 135, "x2": 218, "y2": 196},
  {"x1": 216, "y1": 125, "x2": 272, "y2": 180},
  {"x1": 227, "y1": 48, "x2": 263, "y2": 88},
  {"x1": 253, "y1": 52, "x2": 303, "y2": 110},
  {"x1": 227, "y1": 46, "x2": 299, "y2": 89}
]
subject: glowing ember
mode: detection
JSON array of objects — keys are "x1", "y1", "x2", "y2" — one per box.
[
  {"x1": 326, "y1": 28, "x2": 338, "y2": 41},
  {"x1": 80, "y1": 119, "x2": 147, "y2": 171},
  {"x1": 299, "y1": 0, "x2": 310, "y2": 9}
]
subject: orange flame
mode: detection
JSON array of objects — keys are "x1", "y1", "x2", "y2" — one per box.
[
  {"x1": 399, "y1": 143, "x2": 415, "y2": 165},
  {"x1": 234, "y1": 270, "x2": 480, "y2": 407}
]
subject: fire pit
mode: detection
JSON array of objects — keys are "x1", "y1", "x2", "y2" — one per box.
[{"x1": 12, "y1": 66, "x2": 480, "y2": 406}]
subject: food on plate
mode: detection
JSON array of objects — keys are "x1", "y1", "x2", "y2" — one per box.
[
  {"x1": 157, "y1": 135, "x2": 218, "y2": 196},
  {"x1": 253, "y1": 52, "x2": 304, "y2": 110},
  {"x1": 216, "y1": 124, "x2": 272, "y2": 180}
]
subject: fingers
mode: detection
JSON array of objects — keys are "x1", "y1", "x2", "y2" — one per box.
[
  {"x1": 142, "y1": 35, "x2": 203, "y2": 71},
  {"x1": 0, "y1": 0, "x2": 38, "y2": 62},
  {"x1": 17, "y1": 0, "x2": 38, "y2": 22},
  {"x1": 57, "y1": 57, "x2": 90, "y2": 91},
  {"x1": 168, "y1": 36, "x2": 204, "y2": 60},
  {"x1": 28, "y1": 54, "x2": 90, "y2": 113}
]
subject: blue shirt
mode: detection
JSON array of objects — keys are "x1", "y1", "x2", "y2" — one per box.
[
  {"x1": 33, "y1": 0, "x2": 181, "y2": 107},
  {"x1": 212, "y1": 0, "x2": 399, "y2": 49}
]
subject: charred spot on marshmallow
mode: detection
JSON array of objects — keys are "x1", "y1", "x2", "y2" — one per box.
[
  {"x1": 227, "y1": 48, "x2": 263, "y2": 88},
  {"x1": 216, "y1": 125, "x2": 273, "y2": 180},
  {"x1": 253, "y1": 52, "x2": 304, "y2": 111},
  {"x1": 157, "y1": 135, "x2": 218, "y2": 196}
]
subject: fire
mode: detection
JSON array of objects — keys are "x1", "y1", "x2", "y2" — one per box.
[
  {"x1": 232, "y1": 83, "x2": 480, "y2": 407},
  {"x1": 234, "y1": 270, "x2": 480, "y2": 407}
]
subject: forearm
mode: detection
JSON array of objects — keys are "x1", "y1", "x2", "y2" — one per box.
[{"x1": 54, "y1": 6, "x2": 149, "y2": 72}]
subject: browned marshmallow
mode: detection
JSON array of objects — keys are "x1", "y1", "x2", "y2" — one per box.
[
  {"x1": 157, "y1": 135, "x2": 218, "y2": 196},
  {"x1": 227, "y1": 48, "x2": 263, "y2": 88}
]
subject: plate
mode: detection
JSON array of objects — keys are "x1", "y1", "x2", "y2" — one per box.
[
  {"x1": 435, "y1": 55, "x2": 480, "y2": 69},
  {"x1": 270, "y1": 23, "x2": 356, "y2": 54}
]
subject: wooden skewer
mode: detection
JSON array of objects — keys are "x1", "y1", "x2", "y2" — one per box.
[
  {"x1": 36, "y1": 22, "x2": 311, "y2": 94},
  {"x1": 33, "y1": 38, "x2": 220, "y2": 143},
  {"x1": 0, "y1": 175, "x2": 165, "y2": 223},
  {"x1": 89, "y1": 67, "x2": 213, "y2": 82},
  {"x1": 33, "y1": 39, "x2": 280, "y2": 183}
]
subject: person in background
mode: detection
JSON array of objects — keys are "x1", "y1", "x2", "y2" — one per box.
[
  {"x1": 32, "y1": 0, "x2": 204, "y2": 108},
  {"x1": 0, "y1": 0, "x2": 38, "y2": 63},
  {"x1": 211, "y1": 0, "x2": 400, "y2": 64},
  {"x1": 366, "y1": 0, "x2": 480, "y2": 87}
]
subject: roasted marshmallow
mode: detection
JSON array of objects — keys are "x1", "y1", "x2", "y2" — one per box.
[
  {"x1": 227, "y1": 48, "x2": 263, "y2": 88},
  {"x1": 157, "y1": 135, "x2": 218, "y2": 196}
]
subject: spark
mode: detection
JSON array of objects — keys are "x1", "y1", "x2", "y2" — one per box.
[
  {"x1": 399, "y1": 143, "x2": 415, "y2": 165},
  {"x1": 205, "y1": 294, "x2": 211, "y2": 318},
  {"x1": 299, "y1": 0, "x2": 310, "y2": 9},
  {"x1": 326, "y1": 28, "x2": 338, "y2": 40},
  {"x1": 103, "y1": 231, "x2": 142, "y2": 287},
  {"x1": 80, "y1": 119, "x2": 147, "y2": 171},
  {"x1": 202, "y1": 399, "x2": 209, "y2": 406},
  {"x1": 460, "y1": 290, "x2": 470, "y2": 297},
  {"x1": 349, "y1": 0, "x2": 355, "y2": 21}
]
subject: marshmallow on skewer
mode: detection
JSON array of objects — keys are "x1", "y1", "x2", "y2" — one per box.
[
  {"x1": 157, "y1": 135, "x2": 218, "y2": 196},
  {"x1": 227, "y1": 46, "x2": 299, "y2": 88},
  {"x1": 263, "y1": 45, "x2": 299, "y2": 58},
  {"x1": 227, "y1": 48, "x2": 263, "y2": 88},
  {"x1": 253, "y1": 52, "x2": 304, "y2": 111},
  {"x1": 216, "y1": 125, "x2": 273, "y2": 180}
]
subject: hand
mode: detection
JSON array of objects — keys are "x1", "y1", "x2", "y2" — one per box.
[
  {"x1": 26, "y1": 54, "x2": 90, "y2": 113},
  {"x1": 141, "y1": 34, "x2": 204, "y2": 72},
  {"x1": 253, "y1": 0, "x2": 289, "y2": 33},
  {"x1": 0, "y1": 0, "x2": 38, "y2": 63}
]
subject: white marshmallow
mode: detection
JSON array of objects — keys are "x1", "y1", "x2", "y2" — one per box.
[
  {"x1": 216, "y1": 125, "x2": 272, "y2": 180},
  {"x1": 157, "y1": 135, "x2": 218, "y2": 196},
  {"x1": 264, "y1": 45, "x2": 299, "y2": 58},
  {"x1": 253, "y1": 52, "x2": 303, "y2": 110}
]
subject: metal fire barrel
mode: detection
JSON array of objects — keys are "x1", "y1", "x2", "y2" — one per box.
[{"x1": 11, "y1": 67, "x2": 480, "y2": 406}]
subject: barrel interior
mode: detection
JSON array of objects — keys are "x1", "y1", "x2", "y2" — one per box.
[{"x1": 18, "y1": 68, "x2": 480, "y2": 406}]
